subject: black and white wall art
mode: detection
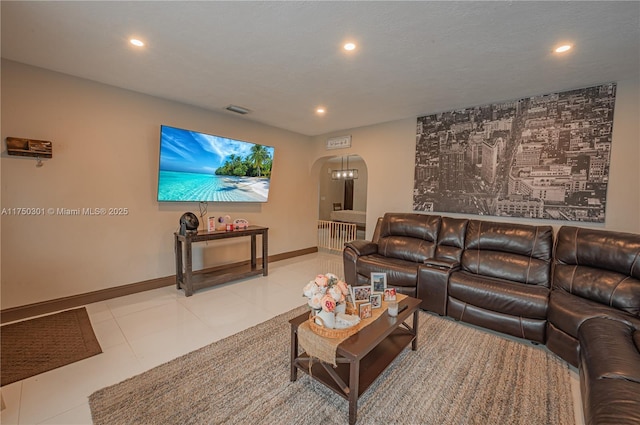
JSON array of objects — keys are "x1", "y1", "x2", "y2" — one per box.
[{"x1": 413, "y1": 83, "x2": 617, "y2": 222}]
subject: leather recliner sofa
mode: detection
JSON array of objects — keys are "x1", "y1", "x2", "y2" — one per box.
[
  {"x1": 432, "y1": 219, "x2": 553, "y2": 343},
  {"x1": 548, "y1": 226, "x2": 640, "y2": 425},
  {"x1": 343, "y1": 212, "x2": 640, "y2": 425},
  {"x1": 344, "y1": 212, "x2": 554, "y2": 343},
  {"x1": 547, "y1": 226, "x2": 640, "y2": 366},
  {"x1": 343, "y1": 213, "x2": 442, "y2": 299}
]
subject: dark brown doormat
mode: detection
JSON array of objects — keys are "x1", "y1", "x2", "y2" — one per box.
[{"x1": 1, "y1": 307, "x2": 102, "y2": 386}]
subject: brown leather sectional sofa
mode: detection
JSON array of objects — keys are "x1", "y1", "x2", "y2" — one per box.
[{"x1": 343, "y1": 212, "x2": 640, "y2": 425}]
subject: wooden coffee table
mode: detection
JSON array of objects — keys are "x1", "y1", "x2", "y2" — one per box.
[{"x1": 289, "y1": 296, "x2": 421, "y2": 425}]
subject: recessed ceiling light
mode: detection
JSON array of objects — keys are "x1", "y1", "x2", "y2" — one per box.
[
  {"x1": 343, "y1": 42, "x2": 356, "y2": 51},
  {"x1": 554, "y1": 44, "x2": 572, "y2": 53},
  {"x1": 316, "y1": 107, "x2": 326, "y2": 115},
  {"x1": 130, "y1": 38, "x2": 145, "y2": 47}
]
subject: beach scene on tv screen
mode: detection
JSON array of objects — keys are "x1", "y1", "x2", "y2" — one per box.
[{"x1": 157, "y1": 126, "x2": 274, "y2": 202}]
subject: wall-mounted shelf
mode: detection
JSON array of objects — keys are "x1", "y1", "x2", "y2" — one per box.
[{"x1": 6, "y1": 137, "x2": 53, "y2": 158}]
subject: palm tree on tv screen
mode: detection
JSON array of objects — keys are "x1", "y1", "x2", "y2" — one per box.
[
  {"x1": 248, "y1": 144, "x2": 269, "y2": 177},
  {"x1": 215, "y1": 145, "x2": 272, "y2": 177}
]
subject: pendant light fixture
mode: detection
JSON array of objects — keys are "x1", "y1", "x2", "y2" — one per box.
[{"x1": 331, "y1": 155, "x2": 359, "y2": 180}]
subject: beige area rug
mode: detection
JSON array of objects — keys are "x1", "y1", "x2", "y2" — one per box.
[
  {"x1": 1, "y1": 307, "x2": 102, "y2": 386},
  {"x1": 89, "y1": 306, "x2": 574, "y2": 425}
]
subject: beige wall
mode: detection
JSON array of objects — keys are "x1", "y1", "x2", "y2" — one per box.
[
  {"x1": 606, "y1": 78, "x2": 640, "y2": 232},
  {"x1": 311, "y1": 77, "x2": 640, "y2": 238},
  {"x1": 1, "y1": 60, "x2": 318, "y2": 309}
]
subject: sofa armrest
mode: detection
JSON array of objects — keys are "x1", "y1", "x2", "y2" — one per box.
[
  {"x1": 418, "y1": 262, "x2": 460, "y2": 315},
  {"x1": 345, "y1": 240, "x2": 378, "y2": 257},
  {"x1": 579, "y1": 317, "x2": 640, "y2": 384},
  {"x1": 343, "y1": 240, "x2": 378, "y2": 286}
]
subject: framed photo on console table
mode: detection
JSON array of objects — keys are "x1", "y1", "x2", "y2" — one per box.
[{"x1": 370, "y1": 272, "x2": 387, "y2": 293}]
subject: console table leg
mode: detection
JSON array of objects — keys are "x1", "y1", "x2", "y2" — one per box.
[
  {"x1": 251, "y1": 235, "x2": 257, "y2": 270},
  {"x1": 184, "y1": 240, "x2": 193, "y2": 297},
  {"x1": 348, "y1": 360, "x2": 359, "y2": 425},
  {"x1": 175, "y1": 235, "x2": 182, "y2": 290},
  {"x1": 290, "y1": 326, "x2": 298, "y2": 382},
  {"x1": 412, "y1": 309, "x2": 419, "y2": 351},
  {"x1": 262, "y1": 230, "x2": 268, "y2": 276}
]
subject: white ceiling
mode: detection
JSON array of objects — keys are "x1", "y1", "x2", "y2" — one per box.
[{"x1": 2, "y1": 1, "x2": 639, "y2": 137}]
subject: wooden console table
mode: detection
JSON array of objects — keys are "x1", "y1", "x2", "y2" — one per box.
[{"x1": 174, "y1": 226, "x2": 268, "y2": 296}]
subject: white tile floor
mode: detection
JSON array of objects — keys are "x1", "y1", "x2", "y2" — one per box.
[{"x1": 1, "y1": 252, "x2": 584, "y2": 424}]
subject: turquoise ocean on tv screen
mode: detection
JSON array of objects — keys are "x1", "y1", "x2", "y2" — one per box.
[{"x1": 158, "y1": 170, "x2": 269, "y2": 202}]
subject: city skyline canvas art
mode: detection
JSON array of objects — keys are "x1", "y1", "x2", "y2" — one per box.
[{"x1": 413, "y1": 83, "x2": 617, "y2": 222}]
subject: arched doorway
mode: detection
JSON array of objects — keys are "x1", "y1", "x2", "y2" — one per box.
[{"x1": 317, "y1": 155, "x2": 368, "y2": 240}]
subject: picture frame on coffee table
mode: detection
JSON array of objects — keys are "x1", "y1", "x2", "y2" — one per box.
[
  {"x1": 383, "y1": 287, "x2": 397, "y2": 301},
  {"x1": 354, "y1": 286, "x2": 372, "y2": 301},
  {"x1": 358, "y1": 302, "x2": 372, "y2": 319},
  {"x1": 345, "y1": 285, "x2": 355, "y2": 305},
  {"x1": 370, "y1": 293, "x2": 382, "y2": 309},
  {"x1": 371, "y1": 272, "x2": 387, "y2": 293}
]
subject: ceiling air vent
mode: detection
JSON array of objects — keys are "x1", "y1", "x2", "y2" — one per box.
[{"x1": 225, "y1": 105, "x2": 250, "y2": 115}]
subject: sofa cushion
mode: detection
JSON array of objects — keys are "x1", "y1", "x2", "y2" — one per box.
[
  {"x1": 548, "y1": 288, "x2": 640, "y2": 338},
  {"x1": 554, "y1": 226, "x2": 640, "y2": 318},
  {"x1": 554, "y1": 264, "x2": 640, "y2": 317},
  {"x1": 461, "y1": 220, "x2": 552, "y2": 285},
  {"x1": 379, "y1": 212, "x2": 441, "y2": 240},
  {"x1": 461, "y1": 250, "x2": 551, "y2": 286},
  {"x1": 449, "y1": 271, "x2": 549, "y2": 319},
  {"x1": 356, "y1": 254, "x2": 419, "y2": 288},
  {"x1": 378, "y1": 236, "x2": 436, "y2": 263},
  {"x1": 465, "y1": 220, "x2": 554, "y2": 260},
  {"x1": 434, "y1": 216, "x2": 468, "y2": 263},
  {"x1": 447, "y1": 297, "x2": 547, "y2": 342},
  {"x1": 376, "y1": 213, "x2": 440, "y2": 262},
  {"x1": 555, "y1": 226, "x2": 640, "y2": 278}
]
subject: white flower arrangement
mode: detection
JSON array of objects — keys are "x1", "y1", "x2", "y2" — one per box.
[{"x1": 303, "y1": 273, "x2": 349, "y2": 313}]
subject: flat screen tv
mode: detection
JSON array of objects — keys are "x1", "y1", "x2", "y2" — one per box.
[{"x1": 157, "y1": 125, "x2": 275, "y2": 202}]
